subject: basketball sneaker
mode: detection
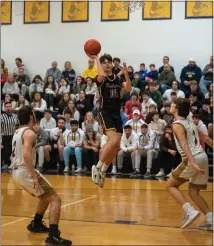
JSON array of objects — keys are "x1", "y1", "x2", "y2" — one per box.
[
  {"x1": 91, "y1": 165, "x2": 100, "y2": 184},
  {"x1": 181, "y1": 209, "x2": 200, "y2": 228},
  {"x1": 45, "y1": 232, "x2": 72, "y2": 246},
  {"x1": 98, "y1": 172, "x2": 106, "y2": 188},
  {"x1": 198, "y1": 223, "x2": 213, "y2": 231},
  {"x1": 27, "y1": 220, "x2": 49, "y2": 233}
]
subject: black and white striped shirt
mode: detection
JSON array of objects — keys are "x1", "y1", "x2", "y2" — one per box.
[{"x1": 1, "y1": 113, "x2": 19, "y2": 136}]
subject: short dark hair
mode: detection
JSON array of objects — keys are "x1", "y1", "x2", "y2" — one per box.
[
  {"x1": 149, "y1": 81, "x2": 158, "y2": 87},
  {"x1": 131, "y1": 92, "x2": 138, "y2": 98},
  {"x1": 113, "y1": 57, "x2": 120, "y2": 63},
  {"x1": 192, "y1": 114, "x2": 199, "y2": 119},
  {"x1": 70, "y1": 120, "x2": 78, "y2": 126},
  {"x1": 44, "y1": 109, "x2": 52, "y2": 114},
  {"x1": 134, "y1": 72, "x2": 139, "y2": 75},
  {"x1": 152, "y1": 112, "x2": 159, "y2": 118},
  {"x1": 164, "y1": 56, "x2": 169, "y2": 60},
  {"x1": 202, "y1": 98, "x2": 211, "y2": 105},
  {"x1": 15, "y1": 57, "x2": 22, "y2": 63},
  {"x1": 100, "y1": 54, "x2": 112, "y2": 64},
  {"x1": 18, "y1": 106, "x2": 34, "y2": 125},
  {"x1": 58, "y1": 117, "x2": 65, "y2": 122},
  {"x1": 175, "y1": 98, "x2": 190, "y2": 118},
  {"x1": 140, "y1": 63, "x2": 145, "y2": 66},
  {"x1": 141, "y1": 124, "x2": 148, "y2": 129},
  {"x1": 142, "y1": 92, "x2": 149, "y2": 97},
  {"x1": 64, "y1": 109, "x2": 72, "y2": 115},
  {"x1": 171, "y1": 92, "x2": 177, "y2": 96},
  {"x1": 124, "y1": 125, "x2": 132, "y2": 130},
  {"x1": 132, "y1": 104, "x2": 139, "y2": 109},
  {"x1": 4, "y1": 102, "x2": 12, "y2": 106},
  {"x1": 190, "y1": 92, "x2": 198, "y2": 98},
  {"x1": 149, "y1": 64, "x2": 155, "y2": 67}
]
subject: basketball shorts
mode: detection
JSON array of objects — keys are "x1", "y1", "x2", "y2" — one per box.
[
  {"x1": 12, "y1": 166, "x2": 56, "y2": 197},
  {"x1": 98, "y1": 110, "x2": 123, "y2": 134},
  {"x1": 172, "y1": 152, "x2": 209, "y2": 190}
]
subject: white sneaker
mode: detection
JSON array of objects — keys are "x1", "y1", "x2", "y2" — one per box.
[
  {"x1": 91, "y1": 165, "x2": 100, "y2": 184},
  {"x1": 167, "y1": 172, "x2": 172, "y2": 177},
  {"x1": 98, "y1": 172, "x2": 106, "y2": 188},
  {"x1": 111, "y1": 168, "x2": 117, "y2": 175},
  {"x1": 74, "y1": 168, "x2": 82, "y2": 173},
  {"x1": 156, "y1": 171, "x2": 165, "y2": 177},
  {"x1": 63, "y1": 165, "x2": 69, "y2": 173},
  {"x1": 181, "y1": 209, "x2": 200, "y2": 228}
]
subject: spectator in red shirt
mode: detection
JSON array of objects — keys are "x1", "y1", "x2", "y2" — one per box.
[
  {"x1": 1, "y1": 68, "x2": 8, "y2": 85},
  {"x1": 125, "y1": 92, "x2": 142, "y2": 116},
  {"x1": 128, "y1": 104, "x2": 144, "y2": 120}
]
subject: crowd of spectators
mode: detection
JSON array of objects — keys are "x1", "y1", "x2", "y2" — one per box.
[{"x1": 1, "y1": 55, "x2": 213, "y2": 178}]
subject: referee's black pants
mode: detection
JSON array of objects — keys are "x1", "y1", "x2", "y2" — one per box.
[{"x1": 2, "y1": 135, "x2": 13, "y2": 166}]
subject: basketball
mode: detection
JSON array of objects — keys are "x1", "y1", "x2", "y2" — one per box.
[{"x1": 84, "y1": 39, "x2": 101, "y2": 56}]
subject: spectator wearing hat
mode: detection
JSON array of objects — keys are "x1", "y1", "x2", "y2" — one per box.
[
  {"x1": 63, "y1": 120, "x2": 84, "y2": 173},
  {"x1": 125, "y1": 109, "x2": 146, "y2": 135},
  {"x1": 180, "y1": 58, "x2": 202, "y2": 95},
  {"x1": 83, "y1": 125, "x2": 100, "y2": 172},
  {"x1": 133, "y1": 124, "x2": 158, "y2": 178},
  {"x1": 162, "y1": 80, "x2": 185, "y2": 103},
  {"x1": 128, "y1": 104, "x2": 144, "y2": 121},
  {"x1": 125, "y1": 92, "x2": 142, "y2": 116},
  {"x1": 148, "y1": 82, "x2": 162, "y2": 107},
  {"x1": 158, "y1": 64, "x2": 176, "y2": 93},
  {"x1": 199, "y1": 56, "x2": 213, "y2": 95},
  {"x1": 117, "y1": 125, "x2": 138, "y2": 173}
]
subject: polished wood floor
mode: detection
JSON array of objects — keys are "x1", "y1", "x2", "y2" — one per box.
[{"x1": 1, "y1": 173, "x2": 213, "y2": 245}]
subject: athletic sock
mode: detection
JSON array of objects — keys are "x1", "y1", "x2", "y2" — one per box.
[
  {"x1": 146, "y1": 168, "x2": 151, "y2": 173},
  {"x1": 96, "y1": 160, "x2": 105, "y2": 169},
  {"x1": 112, "y1": 165, "x2": 116, "y2": 171},
  {"x1": 160, "y1": 168, "x2": 164, "y2": 173},
  {"x1": 34, "y1": 213, "x2": 43, "y2": 224},
  {"x1": 136, "y1": 168, "x2": 140, "y2": 172},
  {"x1": 101, "y1": 164, "x2": 108, "y2": 173},
  {"x1": 182, "y1": 202, "x2": 193, "y2": 213},
  {"x1": 49, "y1": 224, "x2": 59, "y2": 238},
  {"x1": 206, "y1": 212, "x2": 213, "y2": 224}
]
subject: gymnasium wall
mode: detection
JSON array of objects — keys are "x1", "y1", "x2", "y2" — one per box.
[{"x1": 1, "y1": 0, "x2": 212, "y2": 79}]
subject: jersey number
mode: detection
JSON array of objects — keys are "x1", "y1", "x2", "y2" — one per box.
[
  {"x1": 110, "y1": 89, "x2": 118, "y2": 99},
  {"x1": 12, "y1": 141, "x2": 16, "y2": 158}
]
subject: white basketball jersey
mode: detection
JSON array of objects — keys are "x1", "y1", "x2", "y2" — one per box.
[
  {"x1": 173, "y1": 119, "x2": 204, "y2": 159},
  {"x1": 10, "y1": 127, "x2": 36, "y2": 168}
]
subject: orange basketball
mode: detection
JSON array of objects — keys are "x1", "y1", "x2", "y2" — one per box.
[{"x1": 84, "y1": 39, "x2": 101, "y2": 56}]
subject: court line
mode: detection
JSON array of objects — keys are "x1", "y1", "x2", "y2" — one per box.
[
  {"x1": 1, "y1": 214, "x2": 203, "y2": 231},
  {"x1": 1, "y1": 195, "x2": 97, "y2": 227}
]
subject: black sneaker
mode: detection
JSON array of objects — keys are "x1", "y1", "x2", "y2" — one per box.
[
  {"x1": 130, "y1": 170, "x2": 141, "y2": 177},
  {"x1": 27, "y1": 220, "x2": 49, "y2": 233},
  {"x1": 144, "y1": 171, "x2": 151, "y2": 178},
  {"x1": 45, "y1": 232, "x2": 72, "y2": 246}
]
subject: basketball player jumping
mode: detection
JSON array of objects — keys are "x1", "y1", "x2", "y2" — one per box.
[
  {"x1": 10, "y1": 106, "x2": 72, "y2": 246},
  {"x1": 88, "y1": 54, "x2": 132, "y2": 188},
  {"x1": 166, "y1": 98, "x2": 213, "y2": 230}
]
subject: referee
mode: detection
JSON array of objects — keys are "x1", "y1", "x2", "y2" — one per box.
[{"x1": 1, "y1": 102, "x2": 19, "y2": 170}]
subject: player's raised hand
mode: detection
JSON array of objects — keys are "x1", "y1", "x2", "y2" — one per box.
[
  {"x1": 86, "y1": 53, "x2": 98, "y2": 60},
  {"x1": 121, "y1": 62, "x2": 128, "y2": 76},
  {"x1": 192, "y1": 163, "x2": 205, "y2": 174}
]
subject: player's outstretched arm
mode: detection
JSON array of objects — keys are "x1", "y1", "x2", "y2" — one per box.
[
  {"x1": 23, "y1": 129, "x2": 38, "y2": 178},
  {"x1": 121, "y1": 63, "x2": 132, "y2": 92},
  {"x1": 173, "y1": 123, "x2": 204, "y2": 174},
  {"x1": 198, "y1": 129, "x2": 213, "y2": 149}
]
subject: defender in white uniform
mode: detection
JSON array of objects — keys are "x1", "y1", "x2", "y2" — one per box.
[
  {"x1": 166, "y1": 98, "x2": 213, "y2": 231},
  {"x1": 11, "y1": 106, "x2": 72, "y2": 246}
]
